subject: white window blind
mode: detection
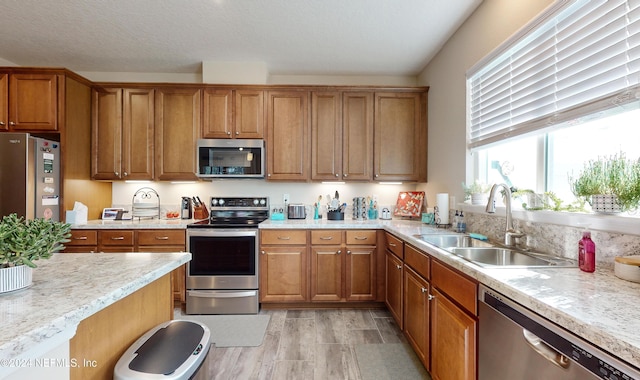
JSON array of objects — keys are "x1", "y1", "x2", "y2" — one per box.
[{"x1": 468, "y1": 0, "x2": 640, "y2": 149}]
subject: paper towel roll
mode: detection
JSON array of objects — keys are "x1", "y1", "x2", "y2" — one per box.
[{"x1": 436, "y1": 193, "x2": 449, "y2": 224}]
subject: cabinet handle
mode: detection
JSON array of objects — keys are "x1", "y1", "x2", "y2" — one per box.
[
  {"x1": 396, "y1": 264, "x2": 402, "y2": 270},
  {"x1": 343, "y1": 174, "x2": 348, "y2": 178},
  {"x1": 268, "y1": 173, "x2": 272, "y2": 177},
  {"x1": 355, "y1": 236, "x2": 368, "y2": 240},
  {"x1": 115, "y1": 171, "x2": 119, "y2": 176},
  {"x1": 155, "y1": 236, "x2": 169, "y2": 240},
  {"x1": 111, "y1": 236, "x2": 125, "y2": 240},
  {"x1": 123, "y1": 172, "x2": 128, "y2": 177},
  {"x1": 74, "y1": 236, "x2": 88, "y2": 240},
  {"x1": 235, "y1": 131, "x2": 239, "y2": 135},
  {"x1": 375, "y1": 174, "x2": 379, "y2": 178},
  {"x1": 389, "y1": 242, "x2": 397, "y2": 247},
  {"x1": 9, "y1": 121, "x2": 15, "y2": 126},
  {"x1": 347, "y1": 250, "x2": 352, "y2": 254},
  {"x1": 320, "y1": 236, "x2": 333, "y2": 240},
  {"x1": 336, "y1": 250, "x2": 341, "y2": 255},
  {"x1": 0, "y1": 121, "x2": 5, "y2": 126},
  {"x1": 428, "y1": 294, "x2": 435, "y2": 301},
  {"x1": 277, "y1": 236, "x2": 291, "y2": 240},
  {"x1": 227, "y1": 131, "x2": 231, "y2": 135},
  {"x1": 421, "y1": 287, "x2": 427, "y2": 293},
  {"x1": 261, "y1": 250, "x2": 266, "y2": 255}
]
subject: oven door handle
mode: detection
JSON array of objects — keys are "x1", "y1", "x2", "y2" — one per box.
[{"x1": 188, "y1": 290, "x2": 258, "y2": 298}]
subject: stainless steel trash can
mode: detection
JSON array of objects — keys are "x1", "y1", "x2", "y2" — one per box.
[{"x1": 114, "y1": 320, "x2": 211, "y2": 380}]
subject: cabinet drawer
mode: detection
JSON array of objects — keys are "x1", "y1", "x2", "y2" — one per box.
[
  {"x1": 311, "y1": 230, "x2": 343, "y2": 245},
  {"x1": 431, "y1": 260, "x2": 477, "y2": 315},
  {"x1": 137, "y1": 230, "x2": 185, "y2": 246},
  {"x1": 98, "y1": 230, "x2": 134, "y2": 246},
  {"x1": 67, "y1": 230, "x2": 97, "y2": 246},
  {"x1": 385, "y1": 232, "x2": 404, "y2": 258},
  {"x1": 261, "y1": 230, "x2": 307, "y2": 245},
  {"x1": 346, "y1": 230, "x2": 376, "y2": 245},
  {"x1": 405, "y1": 244, "x2": 430, "y2": 280}
]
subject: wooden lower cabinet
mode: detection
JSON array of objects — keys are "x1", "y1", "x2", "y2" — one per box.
[
  {"x1": 260, "y1": 246, "x2": 308, "y2": 302},
  {"x1": 345, "y1": 243, "x2": 376, "y2": 300},
  {"x1": 403, "y1": 265, "x2": 430, "y2": 370},
  {"x1": 430, "y1": 288, "x2": 477, "y2": 380},
  {"x1": 64, "y1": 230, "x2": 98, "y2": 253},
  {"x1": 310, "y1": 244, "x2": 343, "y2": 301}
]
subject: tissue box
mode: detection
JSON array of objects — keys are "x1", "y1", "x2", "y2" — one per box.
[{"x1": 66, "y1": 203, "x2": 88, "y2": 225}]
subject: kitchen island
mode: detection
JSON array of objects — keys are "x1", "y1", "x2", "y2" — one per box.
[
  {"x1": 0, "y1": 251, "x2": 190, "y2": 380},
  {"x1": 260, "y1": 218, "x2": 640, "y2": 370}
]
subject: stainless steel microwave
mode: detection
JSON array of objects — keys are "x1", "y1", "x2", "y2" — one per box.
[{"x1": 197, "y1": 139, "x2": 265, "y2": 179}]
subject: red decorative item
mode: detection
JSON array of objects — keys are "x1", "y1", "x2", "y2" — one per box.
[{"x1": 394, "y1": 192, "x2": 425, "y2": 218}]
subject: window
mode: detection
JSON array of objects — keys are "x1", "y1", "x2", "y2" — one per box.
[{"x1": 467, "y1": 0, "x2": 640, "y2": 212}]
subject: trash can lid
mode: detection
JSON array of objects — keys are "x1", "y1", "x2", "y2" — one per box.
[{"x1": 129, "y1": 320, "x2": 206, "y2": 375}]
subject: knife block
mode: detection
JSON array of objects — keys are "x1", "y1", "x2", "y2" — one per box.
[{"x1": 193, "y1": 205, "x2": 209, "y2": 220}]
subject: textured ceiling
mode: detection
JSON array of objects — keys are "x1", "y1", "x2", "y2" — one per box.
[{"x1": 0, "y1": 0, "x2": 482, "y2": 76}]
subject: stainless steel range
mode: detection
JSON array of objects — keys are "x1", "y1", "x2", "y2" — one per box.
[{"x1": 185, "y1": 197, "x2": 269, "y2": 314}]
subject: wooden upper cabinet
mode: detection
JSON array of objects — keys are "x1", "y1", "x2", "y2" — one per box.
[
  {"x1": 311, "y1": 91, "x2": 342, "y2": 180},
  {"x1": 235, "y1": 90, "x2": 264, "y2": 138},
  {"x1": 343, "y1": 92, "x2": 373, "y2": 180},
  {"x1": 6, "y1": 73, "x2": 58, "y2": 131},
  {"x1": 202, "y1": 89, "x2": 264, "y2": 139},
  {"x1": 0, "y1": 73, "x2": 7, "y2": 131},
  {"x1": 374, "y1": 92, "x2": 426, "y2": 182},
  {"x1": 202, "y1": 88, "x2": 232, "y2": 138},
  {"x1": 266, "y1": 90, "x2": 309, "y2": 180},
  {"x1": 154, "y1": 87, "x2": 201, "y2": 181},
  {"x1": 311, "y1": 91, "x2": 373, "y2": 181},
  {"x1": 92, "y1": 88, "x2": 154, "y2": 180}
]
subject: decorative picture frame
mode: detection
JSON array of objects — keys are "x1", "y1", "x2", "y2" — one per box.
[
  {"x1": 393, "y1": 191, "x2": 426, "y2": 218},
  {"x1": 102, "y1": 207, "x2": 124, "y2": 220}
]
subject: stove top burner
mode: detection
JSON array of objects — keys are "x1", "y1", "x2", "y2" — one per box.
[{"x1": 188, "y1": 196, "x2": 269, "y2": 228}]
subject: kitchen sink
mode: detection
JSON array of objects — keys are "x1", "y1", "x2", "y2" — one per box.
[
  {"x1": 415, "y1": 234, "x2": 493, "y2": 249},
  {"x1": 414, "y1": 233, "x2": 576, "y2": 268},
  {"x1": 447, "y1": 247, "x2": 576, "y2": 268}
]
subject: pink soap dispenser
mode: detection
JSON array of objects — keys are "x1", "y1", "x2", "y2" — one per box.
[{"x1": 578, "y1": 230, "x2": 596, "y2": 273}]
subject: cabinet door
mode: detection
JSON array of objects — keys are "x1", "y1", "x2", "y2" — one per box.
[
  {"x1": 374, "y1": 92, "x2": 423, "y2": 181},
  {"x1": 92, "y1": 88, "x2": 122, "y2": 180},
  {"x1": 404, "y1": 266, "x2": 430, "y2": 370},
  {"x1": 0, "y1": 73, "x2": 7, "y2": 131},
  {"x1": 310, "y1": 245, "x2": 343, "y2": 301},
  {"x1": 343, "y1": 92, "x2": 373, "y2": 180},
  {"x1": 266, "y1": 91, "x2": 309, "y2": 180},
  {"x1": 9, "y1": 73, "x2": 58, "y2": 131},
  {"x1": 311, "y1": 91, "x2": 342, "y2": 180},
  {"x1": 345, "y1": 245, "x2": 376, "y2": 301},
  {"x1": 202, "y1": 88, "x2": 233, "y2": 138},
  {"x1": 431, "y1": 288, "x2": 477, "y2": 380},
  {"x1": 259, "y1": 246, "x2": 308, "y2": 302},
  {"x1": 122, "y1": 88, "x2": 154, "y2": 180},
  {"x1": 155, "y1": 88, "x2": 201, "y2": 180},
  {"x1": 235, "y1": 90, "x2": 264, "y2": 138},
  {"x1": 385, "y1": 251, "x2": 403, "y2": 328}
]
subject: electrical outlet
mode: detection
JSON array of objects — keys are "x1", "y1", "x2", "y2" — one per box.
[{"x1": 283, "y1": 193, "x2": 290, "y2": 204}]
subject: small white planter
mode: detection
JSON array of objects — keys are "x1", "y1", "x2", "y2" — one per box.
[
  {"x1": 0, "y1": 265, "x2": 33, "y2": 294},
  {"x1": 471, "y1": 193, "x2": 488, "y2": 205},
  {"x1": 590, "y1": 194, "x2": 622, "y2": 214}
]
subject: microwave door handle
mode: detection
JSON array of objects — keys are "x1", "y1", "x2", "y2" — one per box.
[{"x1": 188, "y1": 290, "x2": 257, "y2": 298}]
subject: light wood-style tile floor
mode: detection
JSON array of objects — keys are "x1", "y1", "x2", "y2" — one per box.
[{"x1": 204, "y1": 308, "x2": 420, "y2": 380}]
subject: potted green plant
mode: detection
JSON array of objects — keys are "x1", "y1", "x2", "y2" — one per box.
[
  {"x1": 569, "y1": 152, "x2": 640, "y2": 213},
  {"x1": 463, "y1": 181, "x2": 492, "y2": 205},
  {"x1": 0, "y1": 214, "x2": 71, "y2": 293}
]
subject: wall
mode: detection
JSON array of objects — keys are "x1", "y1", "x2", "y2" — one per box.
[{"x1": 416, "y1": 0, "x2": 554, "y2": 204}]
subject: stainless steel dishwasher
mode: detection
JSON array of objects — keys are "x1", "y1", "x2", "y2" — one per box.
[{"x1": 479, "y1": 285, "x2": 640, "y2": 380}]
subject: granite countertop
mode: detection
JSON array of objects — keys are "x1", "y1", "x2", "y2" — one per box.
[
  {"x1": 261, "y1": 218, "x2": 640, "y2": 368},
  {"x1": 0, "y1": 251, "x2": 190, "y2": 371},
  {"x1": 70, "y1": 218, "x2": 203, "y2": 229}
]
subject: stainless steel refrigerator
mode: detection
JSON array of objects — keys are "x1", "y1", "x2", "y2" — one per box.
[{"x1": 0, "y1": 133, "x2": 61, "y2": 221}]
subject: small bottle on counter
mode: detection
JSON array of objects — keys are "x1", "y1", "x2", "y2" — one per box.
[
  {"x1": 458, "y1": 211, "x2": 466, "y2": 233},
  {"x1": 578, "y1": 230, "x2": 596, "y2": 272},
  {"x1": 453, "y1": 210, "x2": 460, "y2": 231}
]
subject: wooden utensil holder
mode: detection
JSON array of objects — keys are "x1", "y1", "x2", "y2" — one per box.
[{"x1": 193, "y1": 205, "x2": 209, "y2": 220}]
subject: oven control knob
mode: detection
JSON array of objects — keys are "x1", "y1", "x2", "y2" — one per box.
[
  {"x1": 211, "y1": 198, "x2": 218, "y2": 205},
  {"x1": 253, "y1": 199, "x2": 259, "y2": 205},
  {"x1": 260, "y1": 199, "x2": 266, "y2": 205},
  {"x1": 218, "y1": 199, "x2": 225, "y2": 205}
]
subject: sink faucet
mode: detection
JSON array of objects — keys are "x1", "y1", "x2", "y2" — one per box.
[{"x1": 485, "y1": 183, "x2": 525, "y2": 246}]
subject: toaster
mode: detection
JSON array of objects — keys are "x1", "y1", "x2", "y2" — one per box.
[{"x1": 287, "y1": 204, "x2": 307, "y2": 219}]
